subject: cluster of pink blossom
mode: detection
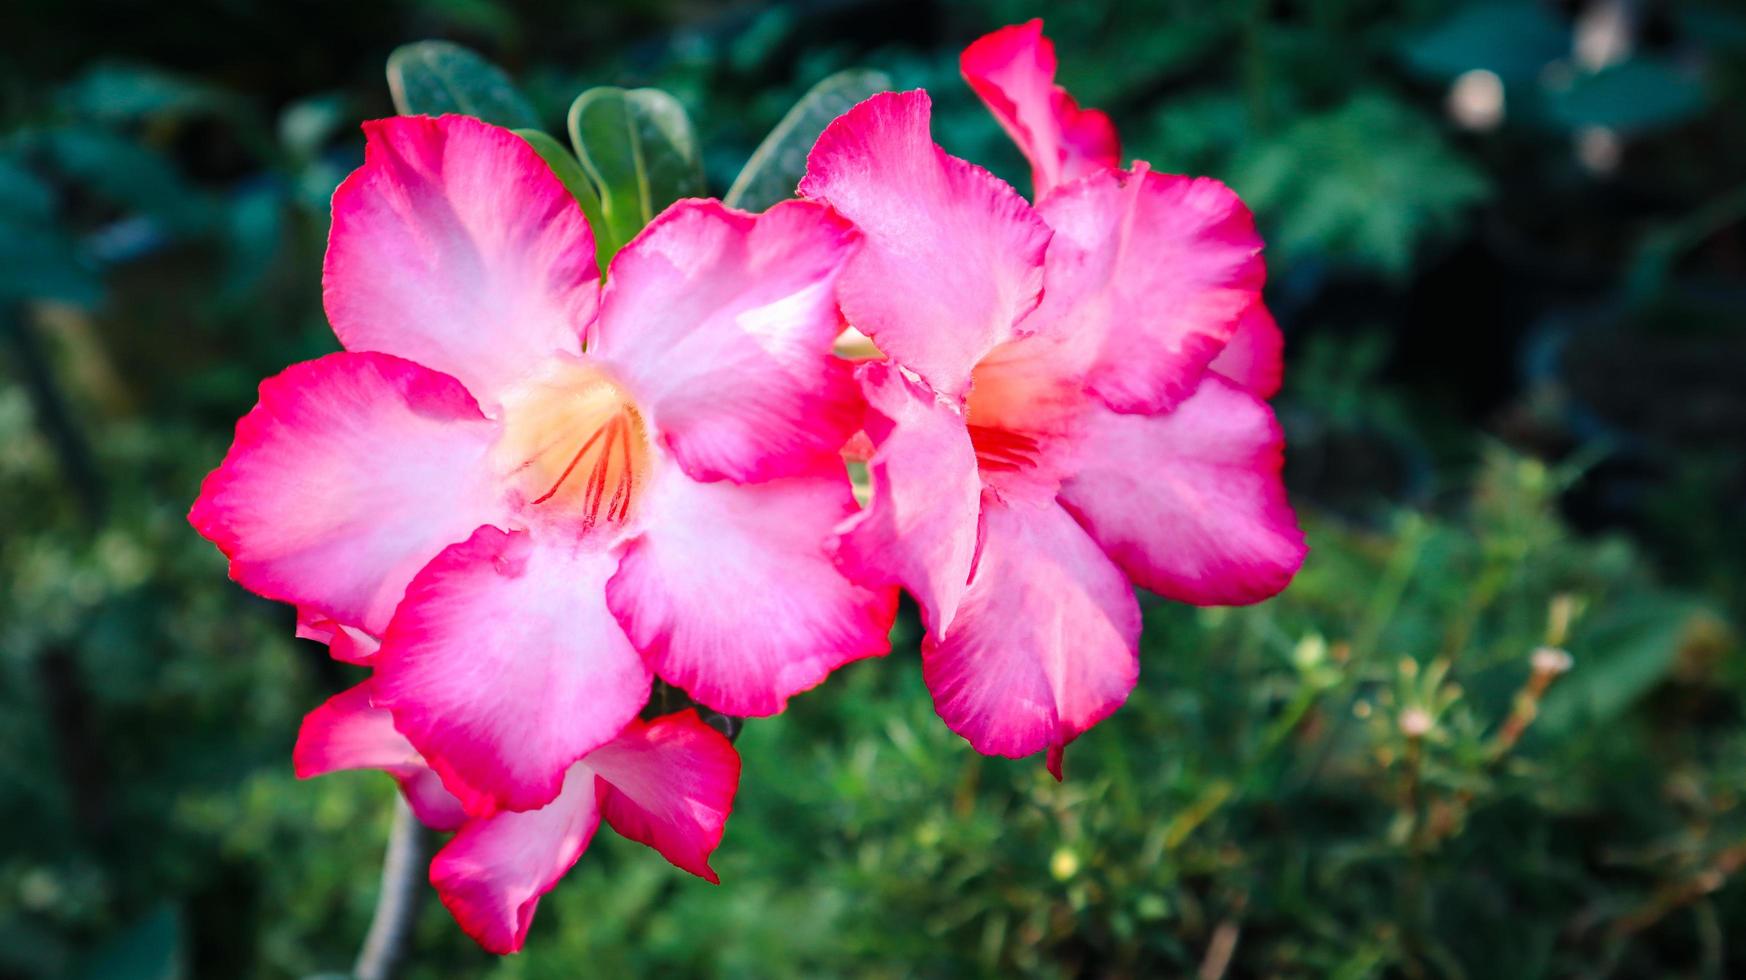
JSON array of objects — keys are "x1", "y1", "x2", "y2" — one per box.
[{"x1": 190, "y1": 20, "x2": 1303, "y2": 954}]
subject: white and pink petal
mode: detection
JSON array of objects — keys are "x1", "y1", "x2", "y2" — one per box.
[
  {"x1": 608, "y1": 467, "x2": 896, "y2": 718},
  {"x1": 1033, "y1": 167, "x2": 1264, "y2": 415},
  {"x1": 960, "y1": 19, "x2": 1121, "y2": 199},
  {"x1": 586, "y1": 710, "x2": 740, "y2": 883},
  {"x1": 921, "y1": 497, "x2": 1140, "y2": 773},
  {"x1": 295, "y1": 608, "x2": 381, "y2": 664},
  {"x1": 428, "y1": 708, "x2": 740, "y2": 954},
  {"x1": 1059, "y1": 375, "x2": 1306, "y2": 606},
  {"x1": 373, "y1": 527, "x2": 651, "y2": 814},
  {"x1": 1209, "y1": 303, "x2": 1285, "y2": 399},
  {"x1": 189, "y1": 352, "x2": 504, "y2": 636},
  {"x1": 324, "y1": 114, "x2": 600, "y2": 408},
  {"x1": 430, "y1": 762, "x2": 603, "y2": 954},
  {"x1": 291, "y1": 683, "x2": 467, "y2": 831},
  {"x1": 832, "y1": 362, "x2": 983, "y2": 634}
]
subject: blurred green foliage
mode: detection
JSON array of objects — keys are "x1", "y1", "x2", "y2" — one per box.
[{"x1": 2, "y1": 0, "x2": 1744, "y2": 977}]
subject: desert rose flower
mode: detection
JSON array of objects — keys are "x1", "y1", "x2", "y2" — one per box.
[
  {"x1": 190, "y1": 114, "x2": 894, "y2": 817},
  {"x1": 801, "y1": 67, "x2": 1306, "y2": 774},
  {"x1": 295, "y1": 686, "x2": 738, "y2": 953}
]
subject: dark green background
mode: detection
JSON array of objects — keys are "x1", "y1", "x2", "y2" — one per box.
[{"x1": 3, "y1": 1, "x2": 1745, "y2": 976}]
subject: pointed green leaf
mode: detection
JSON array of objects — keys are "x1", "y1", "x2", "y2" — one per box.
[
  {"x1": 74, "y1": 904, "x2": 183, "y2": 980},
  {"x1": 1397, "y1": 3, "x2": 1566, "y2": 84},
  {"x1": 0, "y1": 155, "x2": 98, "y2": 304},
  {"x1": 1536, "y1": 597, "x2": 1704, "y2": 736},
  {"x1": 58, "y1": 63, "x2": 231, "y2": 125},
  {"x1": 515, "y1": 128, "x2": 609, "y2": 274},
  {"x1": 41, "y1": 127, "x2": 214, "y2": 235},
  {"x1": 0, "y1": 156, "x2": 54, "y2": 221},
  {"x1": 724, "y1": 68, "x2": 891, "y2": 212},
  {"x1": 386, "y1": 40, "x2": 539, "y2": 129},
  {"x1": 566, "y1": 86, "x2": 704, "y2": 263},
  {"x1": 0, "y1": 220, "x2": 100, "y2": 305},
  {"x1": 1546, "y1": 59, "x2": 1707, "y2": 134}
]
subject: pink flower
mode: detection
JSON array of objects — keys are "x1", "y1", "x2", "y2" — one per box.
[
  {"x1": 190, "y1": 114, "x2": 894, "y2": 817},
  {"x1": 295, "y1": 685, "x2": 738, "y2": 953},
  {"x1": 800, "y1": 26, "x2": 1306, "y2": 777}
]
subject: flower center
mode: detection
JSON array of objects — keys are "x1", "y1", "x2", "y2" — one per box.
[
  {"x1": 965, "y1": 423, "x2": 1042, "y2": 472},
  {"x1": 965, "y1": 356, "x2": 1047, "y2": 475},
  {"x1": 962, "y1": 342, "x2": 1082, "y2": 502},
  {"x1": 496, "y1": 358, "x2": 650, "y2": 529}
]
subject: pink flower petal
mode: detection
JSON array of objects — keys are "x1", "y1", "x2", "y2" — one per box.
[
  {"x1": 800, "y1": 90, "x2": 1052, "y2": 397},
  {"x1": 295, "y1": 608, "x2": 381, "y2": 664},
  {"x1": 1034, "y1": 167, "x2": 1264, "y2": 415},
  {"x1": 324, "y1": 115, "x2": 600, "y2": 408},
  {"x1": 429, "y1": 711, "x2": 738, "y2": 954},
  {"x1": 833, "y1": 361, "x2": 982, "y2": 634},
  {"x1": 291, "y1": 682, "x2": 467, "y2": 831},
  {"x1": 374, "y1": 526, "x2": 652, "y2": 814},
  {"x1": 591, "y1": 199, "x2": 862, "y2": 484},
  {"x1": 607, "y1": 467, "x2": 896, "y2": 717},
  {"x1": 188, "y1": 352, "x2": 504, "y2": 636},
  {"x1": 586, "y1": 709, "x2": 740, "y2": 883},
  {"x1": 1209, "y1": 303, "x2": 1285, "y2": 399},
  {"x1": 921, "y1": 497, "x2": 1140, "y2": 768},
  {"x1": 1059, "y1": 375, "x2": 1306, "y2": 605},
  {"x1": 430, "y1": 761, "x2": 602, "y2": 955},
  {"x1": 292, "y1": 683, "x2": 413, "y2": 778},
  {"x1": 292, "y1": 612, "x2": 331, "y2": 645},
  {"x1": 960, "y1": 19, "x2": 1121, "y2": 199},
  {"x1": 397, "y1": 767, "x2": 473, "y2": 833}
]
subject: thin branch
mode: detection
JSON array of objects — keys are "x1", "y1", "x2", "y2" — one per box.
[
  {"x1": 2, "y1": 305, "x2": 104, "y2": 523},
  {"x1": 1197, "y1": 918, "x2": 1242, "y2": 980},
  {"x1": 354, "y1": 795, "x2": 434, "y2": 980}
]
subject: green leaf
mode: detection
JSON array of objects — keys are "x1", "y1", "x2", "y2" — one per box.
[
  {"x1": 0, "y1": 155, "x2": 99, "y2": 304},
  {"x1": 0, "y1": 220, "x2": 100, "y2": 305},
  {"x1": 220, "y1": 184, "x2": 285, "y2": 303},
  {"x1": 1398, "y1": 3, "x2": 1567, "y2": 84},
  {"x1": 385, "y1": 40, "x2": 539, "y2": 129},
  {"x1": 515, "y1": 128, "x2": 608, "y2": 274},
  {"x1": 724, "y1": 68, "x2": 891, "y2": 212},
  {"x1": 566, "y1": 87, "x2": 704, "y2": 264},
  {"x1": 75, "y1": 905, "x2": 184, "y2": 980},
  {"x1": 1546, "y1": 59, "x2": 1707, "y2": 134},
  {"x1": 1679, "y1": 7, "x2": 1746, "y2": 50},
  {"x1": 39, "y1": 127, "x2": 213, "y2": 235},
  {"x1": 57, "y1": 63, "x2": 230, "y2": 125},
  {"x1": 277, "y1": 94, "x2": 348, "y2": 162},
  {"x1": 1536, "y1": 597, "x2": 1703, "y2": 736},
  {"x1": 0, "y1": 156, "x2": 54, "y2": 221}
]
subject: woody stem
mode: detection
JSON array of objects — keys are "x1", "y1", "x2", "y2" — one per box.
[{"x1": 354, "y1": 795, "x2": 435, "y2": 980}]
